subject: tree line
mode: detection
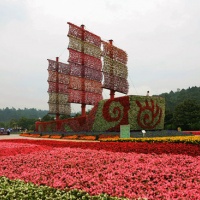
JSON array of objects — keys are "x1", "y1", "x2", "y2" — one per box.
[
  {"x1": 0, "y1": 86, "x2": 200, "y2": 131},
  {"x1": 0, "y1": 108, "x2": 48, "y2": 131},
  {"x1": 0, "y1": 108, "x2": 48, "y2": 122},
  {"x1": 0, "y1": 108, "x2": 76, "y2": 131},
  {"x1": 159, "y1": 86, "x2": 200, "y2": 130}
]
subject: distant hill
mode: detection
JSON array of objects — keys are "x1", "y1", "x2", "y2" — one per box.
[
  {"x1": 157, "y1": 86, "x2": 200, "y2": 130},
  {"x1": 0, "y1": 108, "x2": 48, "y2": 122},
  {"x1": 158, "y1": 86, "x2": 200, "y2": 112}
]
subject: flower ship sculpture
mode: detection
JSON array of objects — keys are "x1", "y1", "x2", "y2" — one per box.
[{"x1": 35, "y1": 22, "x2": 165, "y2": 133}]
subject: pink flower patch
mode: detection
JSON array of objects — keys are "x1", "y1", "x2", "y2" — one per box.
[
  {"x1": 0, "y1": 141, "x2": 52, "y2": 157},
  {"x1": 0, "y1": 140, "x2": 200, "y2": 199}
]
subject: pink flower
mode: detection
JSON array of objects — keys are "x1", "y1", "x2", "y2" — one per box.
[{"x1": 0, "y1": 140, "x2": 199, "y2": 199}]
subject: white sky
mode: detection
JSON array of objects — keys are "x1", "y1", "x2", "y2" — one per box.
[{"x1": 0, "y1": 0, "x2": 200, "y2": 112}]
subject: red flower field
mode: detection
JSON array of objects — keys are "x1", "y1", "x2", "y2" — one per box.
[{"x1": 0, "y1": 139, "x2": 199, "y2": 199}]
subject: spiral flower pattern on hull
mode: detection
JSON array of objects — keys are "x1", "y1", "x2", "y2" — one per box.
[
  {"x1": 136, "y1": 99, "x2": 162, "y2": 129},
  {"x1": 102, "y1": 96, "x2": 130, "y2": 131}
]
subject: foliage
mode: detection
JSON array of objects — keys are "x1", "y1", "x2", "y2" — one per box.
[
  {"x1": 159, "y1": 86, "x2": 200, "y2": 130},
  {"x1": 41, "y1": 114, "x2": 55, "y2": 121},
  {"x1": 0, "y1": 117, "x2": 38, "y2": 130},
  {"x1": 173, "y1": 100, "x2": 200, "y2": 130},
  {"x1": 64, "y1": 124, "x2": 73, "y2": 132},
  {"x1": 0, "y1": 108, "x2": 48, "y2": 130},
  {"x1": 59, "y1": 114, "x2": 71, "y2": 119},
  {"x1": 16, "y1": 117, "x2": 37, "y2": 130},
  {"x1": 159, "y1": 86, "x2": 200, "y2": 112},
  {"x1": 0, "y1": 177, "x2": 130, "y2": 200},
  {"x1": 0, "y1": 107, "x2": 48, "y2": 122}
]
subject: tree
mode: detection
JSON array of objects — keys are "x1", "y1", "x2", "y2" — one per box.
[
  {"x1": 0, "y1": 122, "x2": 6, "y2": 128},
  {"x1": 173, "y1": 100, "x2": 200, "y2": 130},
  {"x1": 164, "y1": 109, "x2": 176, "y2": 130},
  {"x1": 17, "y1": 117, "x2": 37, "y2": 130},
  {"x1": 60, "y1": 115, "x2": 71, "y2": 119},
  {"x1": 0, "y1": 107, "x2": 48, "y2": 122},
  {"x1": 41, "y1": 114, "x2": 54, "y2": 121}
]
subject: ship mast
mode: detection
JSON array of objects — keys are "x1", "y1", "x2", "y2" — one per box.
[
  {"x1": 55, "y1": 56, "x2": 60, "y2": 120},
  {"x1": 108, "y1": 39, "x2": 115, "y2": 100},
  {"x1": 67, "y1": 22, "x2": 103, "y2": 115},
  {"x1": 81, "y1": 24, "x2": 86, "y2": 117}
]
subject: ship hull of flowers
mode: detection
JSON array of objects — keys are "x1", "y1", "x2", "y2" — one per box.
[{"x1": 36, "y1": 95, "x2": 165, "y2": 132}]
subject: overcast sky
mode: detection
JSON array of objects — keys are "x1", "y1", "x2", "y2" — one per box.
[{"x1": 0, "y1": 0, "x2": 200, "y2": 112}]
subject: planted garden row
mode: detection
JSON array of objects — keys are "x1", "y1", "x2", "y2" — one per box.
[{"x1": 0, "y1": 140, "x2": 199, "y2": 199}]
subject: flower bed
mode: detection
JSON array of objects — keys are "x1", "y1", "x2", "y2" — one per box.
[
  {"x1": 20, "y1": 133, "x2": 40, "y2": 138},
  {"x1": 19, "y1": 133, "x2": 30, "y2": 137},
  {"x1": 41, "y1": 135, "x2": 50, "y2": 138},
  {"x1": 30, "y1": 134, "x2": 40, "y2": 138},
  {"x1": 98, "y1": 134, "x2": 119, "y2": 140},
  {"x1": 78, "y1": 135, "x2": 96, "y2": 140},
  {"x1": 50, "y1": 135, "x2": 62, "y2": 139},
  {"x1": 20, "y1": 133, "x2": 200, "y2": 144},
  {"x1": 99, "y1": 136, "x2": 200, "y2": 144},
  {"x1": 62, "y1": 135, "x2": 78, "y2": 140},
  {"x1": 0, "y1": 139, "x2": 200, "y2": 199},
  {"x1": 1, "y1": 139, "x2": 200, "y2": 156}
]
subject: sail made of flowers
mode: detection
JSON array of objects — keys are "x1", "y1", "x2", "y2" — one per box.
[
  {"x1": 47, "y1": 22, "x2": 103, "y2": 115},
  {"x1": 102, "y1": 41, "x2": 129, "y2": 94},
  {"x1": 67, "y1": 22, "x2": 103, "y2": 105},
  {"x1": 47, "y1": 59, "x2": 71, "y2": 115}
]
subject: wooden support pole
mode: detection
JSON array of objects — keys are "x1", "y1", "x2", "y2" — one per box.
[
  {"x1": 109, "y1": 39, "x2": 115, "y2": 100},
  {"x1": 81, "y1": 24, "x2": 86, "y2": 117},
  {"x1": 56, "y1": 56, "x2": 60, "y2": 120}
]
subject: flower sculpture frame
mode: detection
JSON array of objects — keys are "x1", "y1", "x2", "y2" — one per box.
[{"x1": 36, "y1": 95, "x2": 165, "y2": 132}]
